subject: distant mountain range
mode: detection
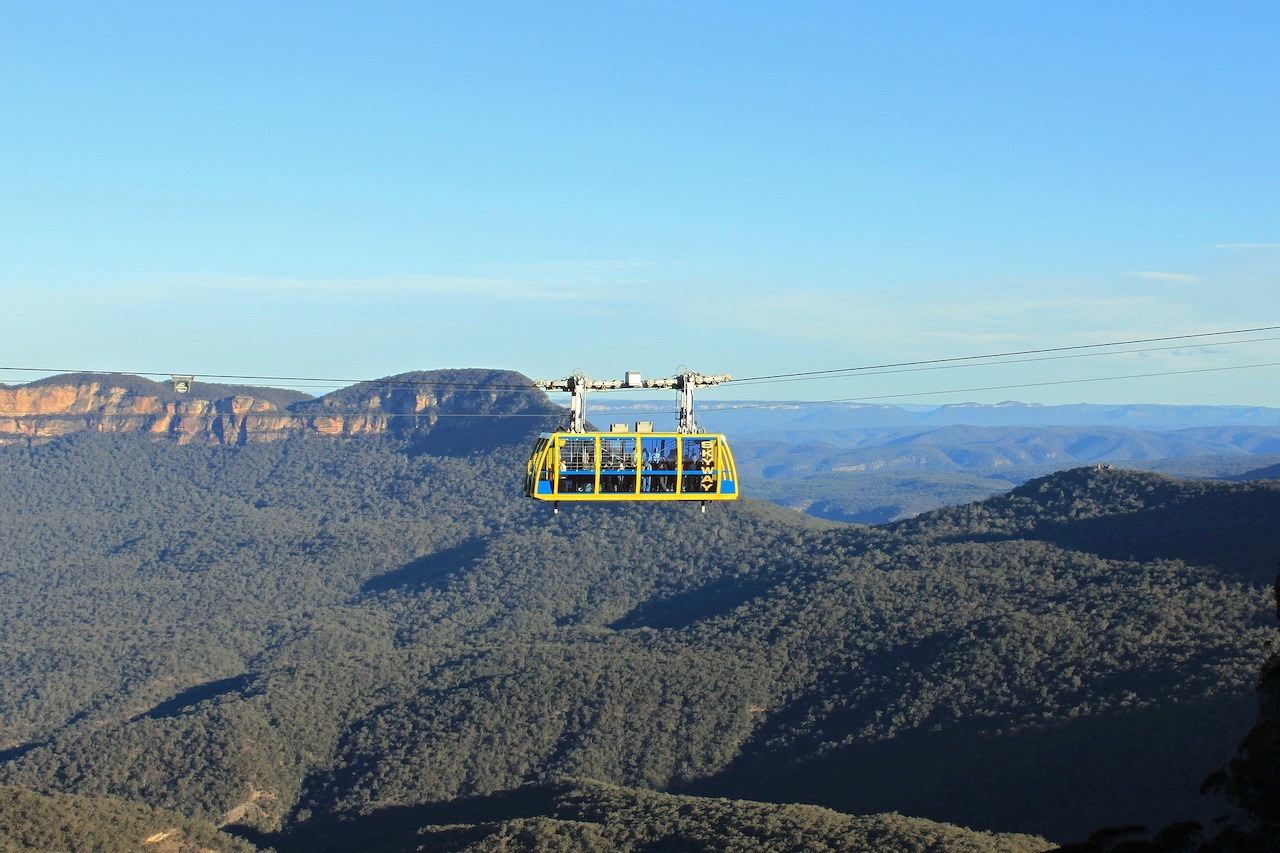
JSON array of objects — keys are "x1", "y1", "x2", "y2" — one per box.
[
  {"x1": 586, "y1": 399, "x2": 1280, "y2": 523},
  {"x1": 585, "y1": 398, "x2": 1280, "y2": 432},
  {"x1": 7, "y1": 372, "x2": 1277, "y2": 448},
  {"x1": 7, "y1": 373, "x2": 1280, "y2": 527}
]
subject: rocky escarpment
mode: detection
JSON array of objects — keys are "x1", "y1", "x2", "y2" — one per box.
[{"x1": 0, "y1": 369, "x2": 559, "y2": 446}]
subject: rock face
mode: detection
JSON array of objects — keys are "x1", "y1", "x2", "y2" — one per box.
[
  {"x1": 0, "y1": 381, "x2": 294, "y2": 445},
  {"x1": 0, "y1": 369, "x2": 558, "y2": 447}
]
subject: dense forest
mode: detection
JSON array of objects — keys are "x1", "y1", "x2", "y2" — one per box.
[
  {"x1": 0, "y1": 785, "x2": 256, "y2": 853},
  {"x1": 271, "y1": 778, "x2": 1049, "y2": 852},
  {"x1": 1, "y1": 380, "x2": 1278, "y2": 850}
]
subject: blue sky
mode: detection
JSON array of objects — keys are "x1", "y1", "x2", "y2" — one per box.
[{"x1": 3, "y1": 2, "x2": 1278, "y2": 406}]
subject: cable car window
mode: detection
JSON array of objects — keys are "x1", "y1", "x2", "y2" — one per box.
[
  {"x1": 559, "y1": 437, "x2": 596, "y2": 493},
  {"x1": 640, "y1": 437, "x2": 676, "y2": 493},
  {"x1": 599, "y1": 437, "x2": 636, "y2": 494}
]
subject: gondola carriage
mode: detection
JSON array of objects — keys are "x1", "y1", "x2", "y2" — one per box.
[{"x1": 524, "y1": 371, "x2": 739, "y2": 511}]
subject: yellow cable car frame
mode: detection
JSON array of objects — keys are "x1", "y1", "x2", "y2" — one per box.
[
  {"x1": 524, "y1": 370, "x2": 740, "y2": 510},
  {"x1": 525, "y1": 430, "x2": 739, "y2": 505}
]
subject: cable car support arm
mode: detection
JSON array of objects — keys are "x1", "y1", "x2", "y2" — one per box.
[
  {"x1": 533, "y1": 372, "x2": 623, "y2": 434},
  {"x1": 642, "y1": 371, "x2": 730, "y2": 434}
]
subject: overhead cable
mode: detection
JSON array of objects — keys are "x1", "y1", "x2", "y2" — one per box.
[
  {"x1": 727, "y1": 324, "x2": 1280, "y2": 385},
  {"x1": 1, "y1": 324, "x2": 1277, "y2": 401}
]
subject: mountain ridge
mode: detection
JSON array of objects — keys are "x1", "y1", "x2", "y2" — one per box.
[{"x1": 0, "y1": 369, "x2": 558, "y2": 446}]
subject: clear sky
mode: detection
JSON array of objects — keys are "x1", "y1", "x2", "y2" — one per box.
[{"x1": 3, "y1": 2, "x2": 1278, "y2": 406}]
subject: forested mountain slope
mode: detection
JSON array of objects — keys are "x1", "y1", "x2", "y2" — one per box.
[
  {"x1": 0, "y1": 786, "x2": 256, "y2": 853},
  {"x1": 0, "y1": 421, "x2": 1276, "y2": 846},
  {"x1": 272, "y1": 778, "x2": 1049, "y2": 853}
]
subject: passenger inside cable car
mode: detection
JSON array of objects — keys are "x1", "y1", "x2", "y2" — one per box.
[
  {"x1": 526, "y1": 428, "x2": 738, "y2": 506},
  {"x1": 524, "y1": 370, "x2": 738, "y2": 510}
]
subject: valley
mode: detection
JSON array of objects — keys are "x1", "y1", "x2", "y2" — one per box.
[{"x1": 1, "y1": 371, "x2": 1279, "y2": 851}]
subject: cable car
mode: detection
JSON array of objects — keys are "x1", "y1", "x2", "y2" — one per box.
[{"x1": 524, "y1": 371, "x2": 740, "y2": 511}]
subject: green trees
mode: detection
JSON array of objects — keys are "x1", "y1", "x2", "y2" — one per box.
[
  {"x1": 0, "y1": 785, "x2": 258, "y2": 852},
  {"x1": 0, "y1": 429, "x2": 1276, "y2": 844},
  {"x1": 273, "y1": 779, "x2": 1050, "y2": 853}
]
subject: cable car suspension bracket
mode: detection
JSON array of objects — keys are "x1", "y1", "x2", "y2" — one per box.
[{"x1": 534, "y1": 370, "x2": 729, "y2": 434}]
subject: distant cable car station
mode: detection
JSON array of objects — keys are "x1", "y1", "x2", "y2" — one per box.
[{"x1": 525, "y1": 370, "x2": 740, "y2": 511}]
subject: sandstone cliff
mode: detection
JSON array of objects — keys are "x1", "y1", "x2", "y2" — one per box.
[{"x1": 0, "y1": 369, "x2": 559, "y2": 446}]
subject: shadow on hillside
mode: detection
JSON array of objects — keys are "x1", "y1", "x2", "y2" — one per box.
[
  {"x1": 685, "y1": 691, "x2": 1254, "y2": 845},
  {"x1": 806, "y1": 500, "x2": 904, "y2": 525},
  {"x1": 957, "y1": 490, "x2": 1280, "y2": 585},
  {"x1": 609, "y1": 568, "x2": 790, "y2": 631},
  {"x1": 360, "y1": 539, "x2": 488, "y2": 597},
  {"x1": 406, "y1": 415, "x2": 553, "y2": 458},
  {"x1": 1033, "y1": 494, "x2": 1280, "y2": 584},
  {"x1": 132, "y1": 674, "x2": 255, "y2": 722},
  {"x1": 241, "y1": 784, "x2": 571, "y2": 853}
]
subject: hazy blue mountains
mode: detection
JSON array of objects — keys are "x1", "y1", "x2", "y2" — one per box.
[{"x1": 592, "y1": 399, "x2": 1280, "y2": 522}]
